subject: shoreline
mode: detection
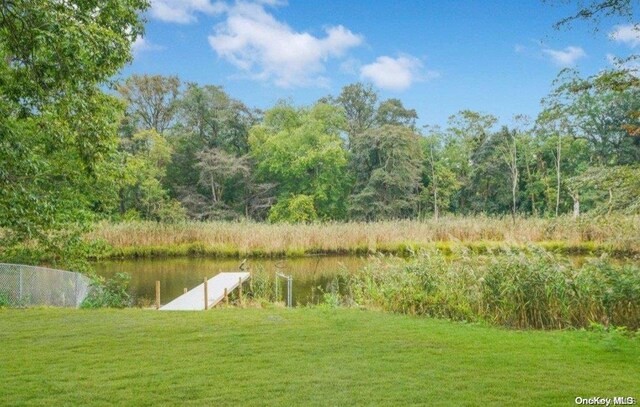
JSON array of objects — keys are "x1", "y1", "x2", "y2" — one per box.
[{"x1": 93, "y1": 240, "x2": 640, "y2": 261}]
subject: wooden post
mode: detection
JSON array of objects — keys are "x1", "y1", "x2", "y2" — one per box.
[
  {"x1": 224, "y1": 288, "x2": 228, "y2": 305},
  {"x1": 155, "y1": 281, "x2": 161, "y2": 310},
  {"x1": 238, "y1": 277, "x2": 243, "y2": 306},
  {"x1": 183, "y1": 288, "x2": 188, "y2": 294},
  {"x1": 204, "y1": 277, "x2": 209, "y2": 310}
]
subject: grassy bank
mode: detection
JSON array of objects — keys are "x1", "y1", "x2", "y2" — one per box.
[
  {"x1": 88, "y1": 216, "x2": 640, "y2": 259},
  {"x1": 1, "y1": 308, "x2": 638, "y2": 406}
]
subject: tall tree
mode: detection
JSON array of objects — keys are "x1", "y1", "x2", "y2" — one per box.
[
  {"x1": 445, "y1": 110, "x2": 498, "y2": 213},
  {"x1": 349, "y1": 125, "x2": 424, "y2": 220},
  {"x1": 0, "y1": 0, "x2": 148, "y2": 266},
  {"x1": 117, "y1": 74, "x2": 180, "y2": 134},
  {"x1": 496, "y1": 126, "x2": 520, "y2": 223},
  {"x1": 335, "y1": 82, "x2": 378, "y2": 146},
  {"x1": 250, "y1": 102, "x2": 350, "y2": 222},
  {"x1": 376, "y1": 98, "x2": 418, "y2": 129}
]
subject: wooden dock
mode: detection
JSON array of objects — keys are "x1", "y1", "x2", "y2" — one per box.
[{"x1": 159, "y1": 272, "x2": 250, "y2": 311}]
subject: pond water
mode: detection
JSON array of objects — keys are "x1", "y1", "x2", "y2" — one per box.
[
  {"x1": 94, "y1": 256, "x2": 366, "y2": 307},
  {"x1": 94, "y1": 253, "x2": 637, "y2": 308}
]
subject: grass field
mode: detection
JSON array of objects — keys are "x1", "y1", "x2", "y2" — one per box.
[
  {"x1": 88, "y1": 216, "x2": 640, "y2": 259},
  {"x1": 1, "y1": 308, "x2": 638, "y2": 406}
]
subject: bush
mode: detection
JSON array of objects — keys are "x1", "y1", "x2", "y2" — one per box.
[
  {"x1": 81, "y1": 272, "x2": 132, "y2": 308},
  {"x1": 268, "y1": 194, "x2": 318, "y2": 223}
]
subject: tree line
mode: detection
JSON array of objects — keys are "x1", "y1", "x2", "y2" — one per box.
[
  {"x1": 112, "y1": 71, "x2": 640, "y2": 223},
  {"x1": 1, "y1": 0, "x2": 639, "y2": 266}
]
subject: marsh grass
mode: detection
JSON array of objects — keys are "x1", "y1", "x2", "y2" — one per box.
[
  {"x1": 88, "y1": 215, "x2": 640, "y2": 259},
  {"x1": 341, "y1": 248, "x2": 640, "y2": 330}
]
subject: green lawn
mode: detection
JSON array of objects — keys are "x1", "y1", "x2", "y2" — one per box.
[{"x1": 1, "y1": 308, "x2": 638, "y2": 406}]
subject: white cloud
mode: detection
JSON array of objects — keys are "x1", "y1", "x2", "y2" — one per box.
[
  {"x1": 208, "y1": 2, "x2": 363, "y2": 87},
  {"x1": 360, "y1": 55, "x2": 434, "y2": 91},
  {"x1": 610, "y1": 24, "x2": 640, "y2": 48},
  {"x1": 542, "y1": 46, "x2": 586, "y2": 66},
  {"x1": 150, "y1": 0, "x2": 226, "y2": 24},
  {"x1": 132, "y1": 37, "x2": 164, "y2": 55}
]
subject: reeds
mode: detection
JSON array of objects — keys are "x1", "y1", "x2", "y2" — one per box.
[
  {"x1": 87, "y1": 215, "x2": 640, "y2": 259},
  {"x1": 341, "y1": 248, "x2": 640, "y2": 330}
]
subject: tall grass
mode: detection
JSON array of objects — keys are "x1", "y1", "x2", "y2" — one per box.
[
  {"x1": 340, "y1": 248, "x2": 640, "y2": 330},
  {"x1": 88, "y1": 215, "x2": 640, "y2": 259}
]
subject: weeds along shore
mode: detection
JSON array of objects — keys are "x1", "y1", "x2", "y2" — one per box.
[{"x1": 87, "y1": 215, "x2": 640, "y2": 260}]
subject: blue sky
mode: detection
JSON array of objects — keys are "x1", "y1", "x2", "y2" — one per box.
[{"x1": 125, "y1": 0, "x2": 639, "y2": 128}]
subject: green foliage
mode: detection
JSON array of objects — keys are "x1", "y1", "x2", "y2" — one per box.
[
  {"x1": 569, "y1": 165, "x2": 640, "y2": 214},
  {"x1": 115, "y1": 130, "x2": 186, "y2": 222},
  {"x1": 350, "y1": 125, "x2": 424, "y2": 220},
  {"x1": 250, "y1": 102, "x2": 350, "y2": 221},
  {"x1": 81, "y1": 273, "x2": 132, "y2": 308},
  {"x1": 117, "y1": 75, "x2": 180, "y2": 134},
  {"x1": 0, "y1": 0, "x2": 148, "y2": 265},
  {"x1": 268, "y1": 194, "x2": 318, "y2": 223},
  {"x1": 0, "y1": 293, "x2": 9, "y2": 308},
  {"x1": 344, "y1": 249, "x2": 640, "y2": 330}
]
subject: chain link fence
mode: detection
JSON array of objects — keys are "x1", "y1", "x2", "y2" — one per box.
[{"x1": 0, "y1": 263, "x2": 92, "y2": 308}]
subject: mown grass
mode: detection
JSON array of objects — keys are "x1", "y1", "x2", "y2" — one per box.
[
  {"x1": 87, "y1": 215, "x2": 640, "y2": 259},
  {"x1": 0, "y1": 308, "x2": 638, "y2": 406}
]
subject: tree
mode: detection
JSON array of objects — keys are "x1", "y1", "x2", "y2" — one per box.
[
  {"x1": 548, "y1": 0, "x2": 635, "y2": 30},
  {"x1": 187, "y1": 148, "x2": 250, "y2": 219},
  {"x1": 444, "y1": 110, "x2": 498, "y2": 213},
  {"x1": 117, "y1": 74, "x2": 180, "y2": 134},
  {"x1": 376, "y1": 98, "x2": 418, "y2": 129},
  {"x1": 117, "y1": 130, "x2": 185, "y2": 221},
  {"x1": 496, "y1": 127, "x2": 519, "y2": 223},
  {"x1": 349, "y1": 125, "x2": 424, "y2": 220},
  {"x1": 547, "y1": 70, "x2": 640, "y2": 165},
  {"x1": 175, "y1": 83, "x2": 256, "y2": 154},
  {"x1": 164, "y1": 84, "x2": 258, "y2": 218},
  {"x1": 0, "y1": 0, "x2": 148, "y2": 267},
  {"x1": 250, "y1": 102, "x2": 350, "y2": 222},
  {"x1": 421, "y1": 127, "x2": 460, "y2": 219},
  {"x1": 568, "y1": 165, "x2": 640, "y2": 215},
  {"x1": 335, "y1": 82, "x2": 378, "y2": 145}
]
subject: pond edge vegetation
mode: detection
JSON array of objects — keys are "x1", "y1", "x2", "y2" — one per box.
[{"x1": 85, "y1": 216, "x2": 640, "y2": 260}]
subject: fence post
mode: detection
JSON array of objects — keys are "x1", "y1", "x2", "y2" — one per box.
[
  {"x1": 204, "y1": 277, "x2": 209, "y2": 310},
  {"x1": 238, "y1": 277, "x2": 243, "y2": 306},
  {"x1": 183, "y1": 288, "x2": 188, "y2": 294},
  {"x1": 224, "y1": 288, "x2": 228, "y2": 305},
  {"x1": 155, "y1": 281, "x2": 161, "y2": 310}
]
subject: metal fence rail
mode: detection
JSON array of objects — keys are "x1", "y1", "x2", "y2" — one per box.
[{"x1": 0, "y1": 263, "x2": 92, "y2": 308}]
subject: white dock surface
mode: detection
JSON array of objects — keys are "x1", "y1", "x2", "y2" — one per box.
[{"x1": 160, "y1": 272, "x2": 250, "y2": 311}]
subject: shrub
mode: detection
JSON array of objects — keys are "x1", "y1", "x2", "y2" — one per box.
[{"x1": 81, "y1": 272, "x2": 132, "y2": 308}]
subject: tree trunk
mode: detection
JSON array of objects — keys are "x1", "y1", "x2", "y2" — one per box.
[
  {"x1": 571, "y1": 193, "x2": 580, "y2": 218},
  {"x1": 429, "y1": 144, "x2": 439, "y2": 220},
  {"x1": 210, "y1": 174, "x2": 217, "y2": 203}
]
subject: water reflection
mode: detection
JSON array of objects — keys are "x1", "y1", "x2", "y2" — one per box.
[{"x1": 94, "y1": 256, "x2": 366, "y2": 306}]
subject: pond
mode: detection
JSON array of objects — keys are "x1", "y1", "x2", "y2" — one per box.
[
  {"x1": 94, "y1": 256, "x2": 366, "y2": 307},
  {"x1": 94, "y1": 253, "x2": 637, "y2": 308}
]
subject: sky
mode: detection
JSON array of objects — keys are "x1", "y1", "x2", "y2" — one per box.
[{"x1": 124, "y1": 0, "x2": 640, "y2": 128}]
